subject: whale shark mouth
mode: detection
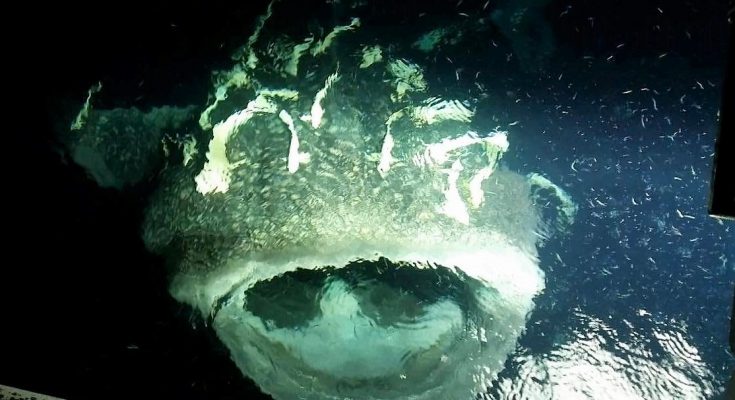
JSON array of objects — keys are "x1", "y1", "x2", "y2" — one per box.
[{"x1": 170, "y1": 241, "x2": 544, "y2": 399}]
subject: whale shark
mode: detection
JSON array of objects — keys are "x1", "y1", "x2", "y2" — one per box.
[{"x1": 64, "y1": 3, "x2": 576, "y2": 398}]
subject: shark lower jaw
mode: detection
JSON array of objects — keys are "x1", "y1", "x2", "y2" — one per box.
[{"x1": 171, "y1": 240, "x2": 544, "y2": 399}]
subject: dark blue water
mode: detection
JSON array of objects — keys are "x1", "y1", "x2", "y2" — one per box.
[{"x1": 482, "y1": 57, "x2": 734, "y2": 397}]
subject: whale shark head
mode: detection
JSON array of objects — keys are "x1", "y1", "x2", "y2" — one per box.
[
  {"x1": 141, "y1": 101, "x2": 569, "y2": 399},
  {"x1": 147, "y1": 166, "x2": 549, "y2": 398},
  {"x1": 93, "y1": 6, "x2": 577, "y2": 399}
]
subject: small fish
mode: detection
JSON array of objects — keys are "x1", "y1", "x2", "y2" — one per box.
[{"x1": 676, "y1": 209, "x2": 695, "y2": 219}]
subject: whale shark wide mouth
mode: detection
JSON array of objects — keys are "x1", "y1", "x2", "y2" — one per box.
[{"x1": 195, "y1": 244, "x2": 544, "y2": 399}]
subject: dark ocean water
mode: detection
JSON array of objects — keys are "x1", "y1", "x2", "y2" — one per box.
[
  {"x1": 488, "y1": 59, "x2": 735, "y2": 397},
  {"x1": 4, "y1": 0, "x2": 733, "y2": 399}
]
